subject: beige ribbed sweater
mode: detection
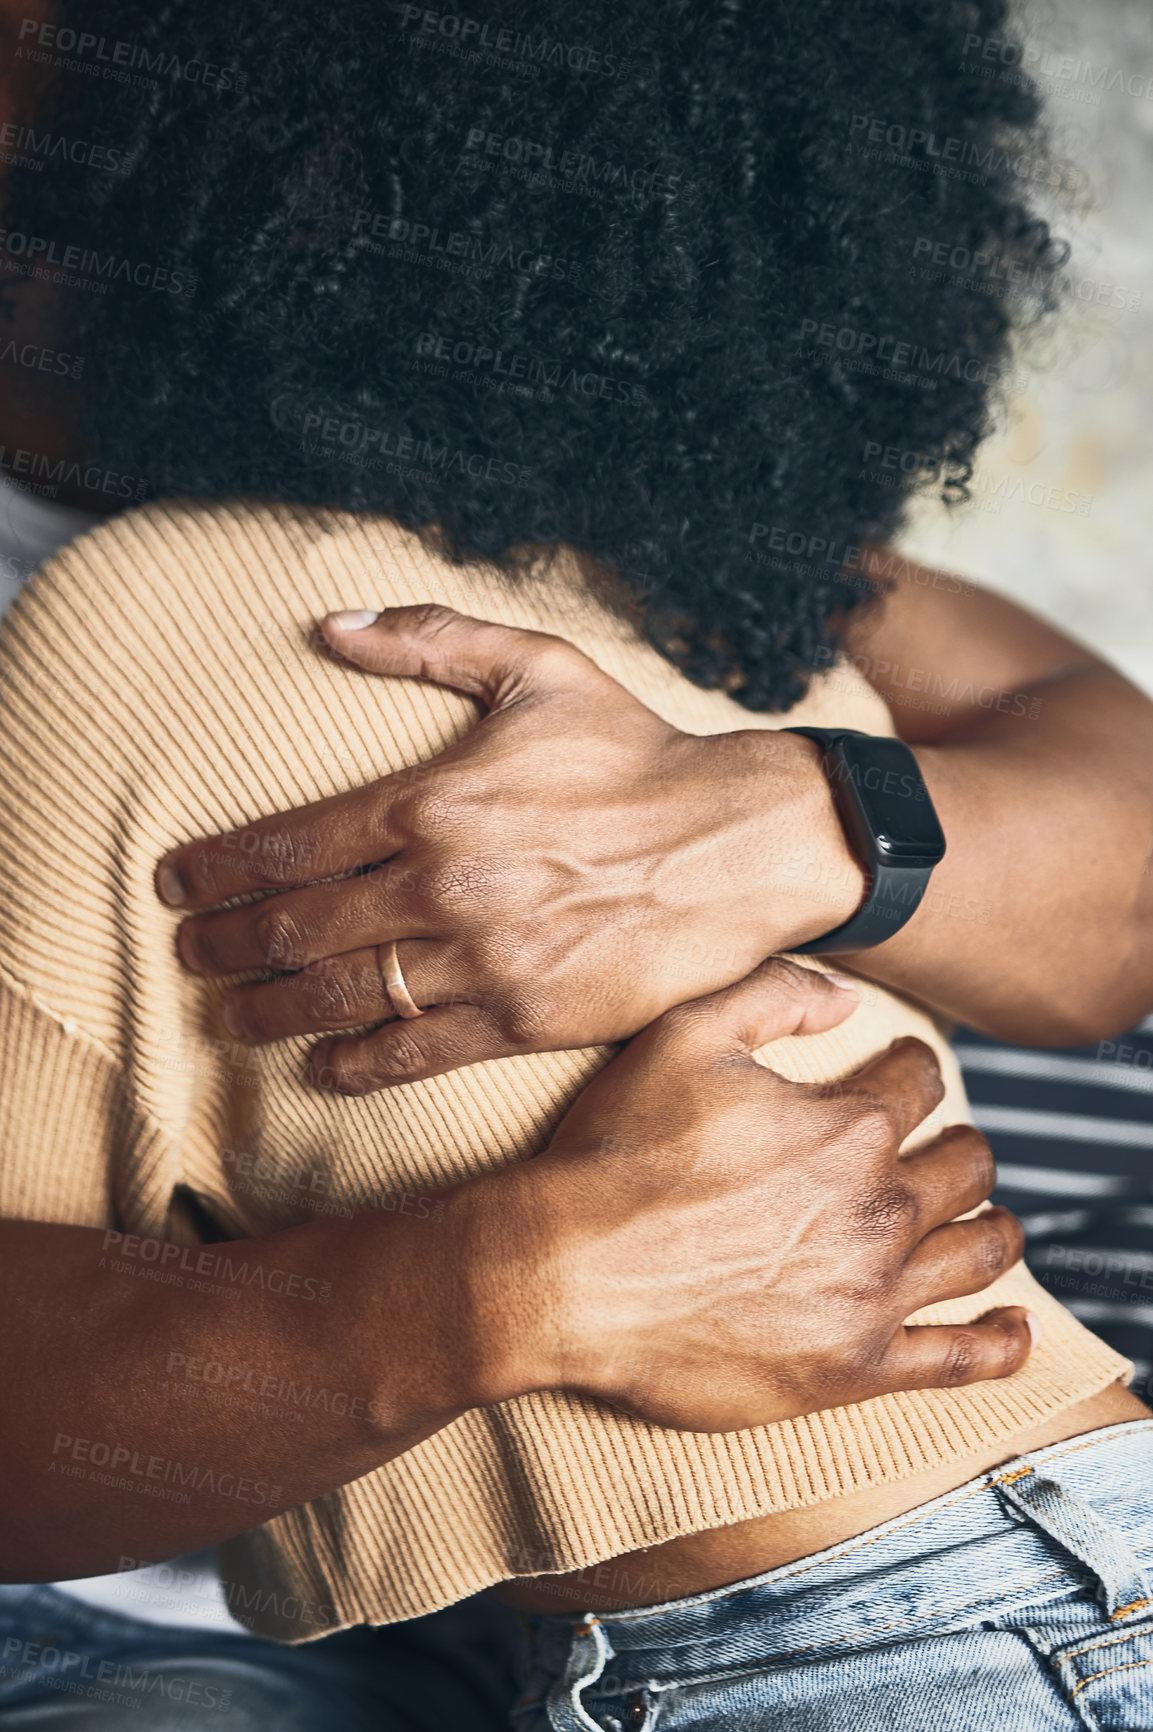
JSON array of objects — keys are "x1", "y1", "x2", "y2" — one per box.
[{"x1": 0, "y1": 499, "x2": 1128, "y2": 1640}]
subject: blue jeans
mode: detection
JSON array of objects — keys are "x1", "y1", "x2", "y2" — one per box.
[
  {"x1": 0, "y1": 1586, "x2": 521, "y2": 1728},
  {"x1": 521, "y1": 1418, "x2": 1153, "y2": 1731},
  {"x1": 3, "y1": 1420, "x2": 1152, "y2": 1730}
]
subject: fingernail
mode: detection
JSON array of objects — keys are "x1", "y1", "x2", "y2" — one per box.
[
  {"x1": 157, "y1": 865, "x2": 188, "y2": 907},
  {"x1": 825, "y1": 973, "x2": 859, "y2": 992},
  {"x1": 1025, "y1": 1311, "x2": 1043, "y2": 1348},
  {"x1": 327, "y1": 609, "x2": 379, "y2": 631},
  {"x1": 221, "y1": 1000, "x2": 242, "y2": 1038}
]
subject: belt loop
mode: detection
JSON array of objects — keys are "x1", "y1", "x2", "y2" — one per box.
[
  {"x1": 992, "y1": 1465, "x2": 1151, "y2": 1620},
  {"x1": 546, "y1": 1614, "x2": 617, "y2": 1732}
]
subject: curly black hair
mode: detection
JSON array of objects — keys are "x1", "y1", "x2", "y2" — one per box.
[{"x1": 2, "y1": 0, "x2": 1067, "y2": 708}]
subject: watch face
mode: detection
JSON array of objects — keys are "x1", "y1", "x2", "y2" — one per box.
[{"x1": 830, "y1": 735, "x2": 946, "y2": 866}]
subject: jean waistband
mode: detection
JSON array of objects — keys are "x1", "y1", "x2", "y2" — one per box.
[{"x1": 524, "y1": 1418, "x2": 1153, "y2": 1701}]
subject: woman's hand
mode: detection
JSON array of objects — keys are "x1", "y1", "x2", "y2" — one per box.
[
  {"x1": 158, "y1": 605, "x2": 863, "y2": 1094},
  {"x1": 487, "y1": 959, "x2": 1036, "y2": 1432}
]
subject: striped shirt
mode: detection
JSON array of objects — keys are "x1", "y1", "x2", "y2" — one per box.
[{"x1": 957, "y1": 1018, "x2": 1153, "y2": 1402}]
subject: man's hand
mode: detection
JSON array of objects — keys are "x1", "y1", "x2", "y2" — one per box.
[
  {"x1": 492, "y1": 958, "x2": 1036, "y2": 1432},
  {"x1": 158, "y1": 605, "x2": 863, "y2": 1093},
  {"x1": 0, "y1": 958, "x2": 1033, "y2": 1579}
]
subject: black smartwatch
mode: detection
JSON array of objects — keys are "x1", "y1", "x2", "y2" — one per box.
[{"x1": 782, "y1": 727, "x2": 946, "y2": 954}]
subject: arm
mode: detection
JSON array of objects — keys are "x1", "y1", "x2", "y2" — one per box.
[
  {"x1": 836, "y1": 553, "x2": 1153, "y2": 1043},
  {"x1": 0, "y1": 1204, "x2": 494, "y2": 1581},
  {"x1": 1, "y1": 964, "x2": 1031, "y2": 1580}
]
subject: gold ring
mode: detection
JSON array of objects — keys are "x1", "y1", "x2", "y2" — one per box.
[{"x1": 379, "y1": 940, "x2": 424, "y2": 1019}]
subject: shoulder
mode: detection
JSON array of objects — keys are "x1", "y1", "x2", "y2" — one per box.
[{"x1": 11, "y1": 496, "x2": 385, "y2": 625}]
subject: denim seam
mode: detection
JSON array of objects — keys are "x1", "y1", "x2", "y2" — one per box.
[
  {"x1": 1055, "y1": 1622, "x2": 1153, "y2": 1665},
  {"x1": 1110, "y1": 1597, "x2": 1151, "y2": 1621},
  {"x1": 607, "y1": 1427, "x2": 1153, "y2": 1631},
  {"x1": 1068, "y1": 1653, "x2": 1153, "y2": 1700}
]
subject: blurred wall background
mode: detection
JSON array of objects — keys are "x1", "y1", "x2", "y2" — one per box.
[{"x1": 900, "y1": 0, "x2": 1153, "y2": 694}]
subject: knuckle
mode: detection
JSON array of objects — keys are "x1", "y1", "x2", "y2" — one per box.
[
  {"x1": 941, "y1": 1330, "x2": 983, "y2": 1386},
  {"x1": 400, "y1": 783, "x2": 451, "y2": 831},
  {"x1": 253, "y1": 902, "x2": 308, "y2": 970},
  {"x1": 427, "y1": 855, "x2": 498, "y2": 915},
  {"x1": 305, "y1": 969, "x2": 359, "y2": 1028},
  {"x1": 906, "y1": 1038, "x2": 945, "y2": 1097},
  {"x1": 999, "y1": 1208, "x2": 1026, "y2": 1261},
  {"x1": 242, "y1": 826, "x2": 315, "y2": 886},
  {"x1": 497, "y1": 993, "x2": 553, "y2": 1048},
  {"x1": 849, "y1": 1175, "x2": 918, "y2": 1241},
  {"x1": 658, "y1": 997, "x2": 726, "y2": 1051},
  {"x1": 891, "y1": 1033, "x2": 940, "y2": 1072},
  {"x1": 839, "y1": 1266, "x2": 903, "y2": 1313},
  {"x1": 997, "y1": 1205, "x2": 1025, "y2": 1258},
  {"x1": 970, "y1": 1218, "x2": 1012, "y2": 1280},
  {"x1": 954, "y1": 1127, "x2": 997, "y2": 1197},
  {"x1": 526, "y1": 636, "x2": 580, "y2": 681},
  {"x1": 376, "y1": 1032, "x2": 429, "y2": 1080},
  {"x1": 650, "y1": 1021, "x2": 715, "y2": 1075},
  {"x1": 847, "y1": 1102, "x2": 897, "y2": 1162},
  {"x1": 408, "y1": 602, "x2": 460, "y2": 636},
  {"x1": 808, "y1": 1331, "x2": 887, "y2": 1401},
  {"x1": 465, "y1": 928, "x2": 513, "y2": 982},
  {"x1": 266, "y1": 829, "x2": 312, "y2": 882}
]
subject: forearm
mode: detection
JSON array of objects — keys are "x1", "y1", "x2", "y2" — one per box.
[
  {"x1": 0, "y1": 1187, "x2": 533, "y2": 1581},
  {"x1": 825, "y1": 564, "x2": 1153, "y2": 1043},
  {"x1": 837, "y1": 663, "x2": 1153, "y2": 1041}
]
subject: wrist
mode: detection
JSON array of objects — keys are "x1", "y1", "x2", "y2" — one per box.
[
  {"x1": 750, "y1": 729, "x2": 866, "y2": 949},
  {"x1": 439, "y1": 1162, "x2": 569, "y2": 1411}
]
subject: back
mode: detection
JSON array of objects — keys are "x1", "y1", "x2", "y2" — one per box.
[{"x1": 0, "y1": 498, "x2": 1127, "y2": 1636}]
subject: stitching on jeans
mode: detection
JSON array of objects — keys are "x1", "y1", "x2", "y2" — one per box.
[
  {"x1": 1068, "y1": 1654, "x2": 1153, "y2": 1700},
  {"x1": 593, "y1": 1600, "x2": 1153, "y2": 1705},
  {"x1": 1053, "y1": 1624, "x2": 1153, "y2": 1665},
  {"x1": 999, "y1": 1492, "x2": 1148, "y2": 1621}
]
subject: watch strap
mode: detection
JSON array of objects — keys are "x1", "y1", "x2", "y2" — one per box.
[{"x1": 783, "y1": 726, "x2": 936, "y2": 955}]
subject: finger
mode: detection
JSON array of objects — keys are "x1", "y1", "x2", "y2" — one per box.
[
  {"x1": 649, "y1": 957, "x2": 859, "y2": 1059},
  {"x1": 900, "y1": 1208, "x2": 1026, "y2": 1307},
  {"x1": 221, "y1": 940, "x2": 463, "y2": 1045},
  {"x1": 322, "y1": 603, "x2": 602, "y2": 709},
  {"x1": 157, "y1": 782, "x2": 404, "y2": 910},
  {"x1": 870, "y1": 1306, "x2": 1040, "y2": 1395},
  {"x1": 900, "y1": 1124, "x2": 997, "y2": 1231},
  {"x1": 833, "y1": 1036, "x2": 945, "y2": 1148},
  {"x1": 309, "y1": 1003, "x2": 513, "y2": 1095},
  {"x1": 177, "y1": 870, "x2": 430, "y2": 976}
]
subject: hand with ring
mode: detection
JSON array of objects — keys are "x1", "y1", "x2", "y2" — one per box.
[{"x1": 157, "y1": 604, "x2": 864, "y2": 1095}]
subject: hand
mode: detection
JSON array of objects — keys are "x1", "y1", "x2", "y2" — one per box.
[
  {"x1": 486, "y1": 959, "x2": 1035, "y2": 1432},
  {"x1": 157, "y1": 605, "x2": 863, "y2": 1093}
]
